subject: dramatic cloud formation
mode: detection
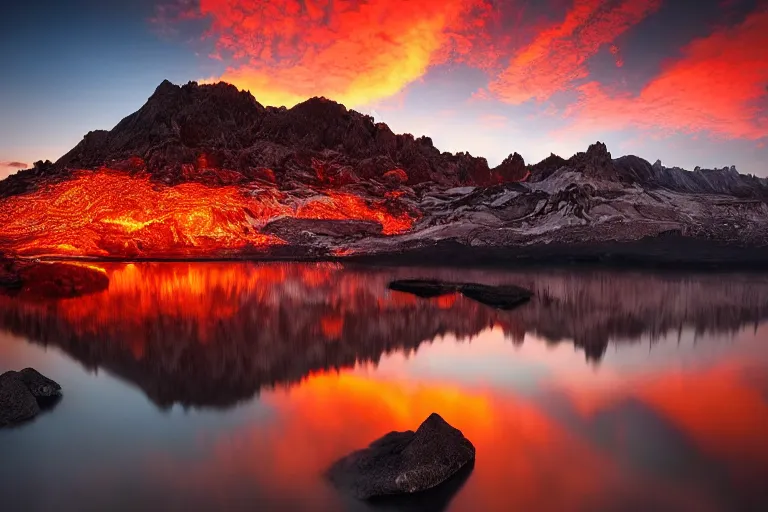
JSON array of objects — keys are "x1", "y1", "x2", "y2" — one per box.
[
  {"x1": 0, "y1": 161, "x2": 29, "y2": 169},
  {"x1": 488, "y1": 0, "x2": 662, "y2": 104},
  {"x1": 198, "y1": 0, "x2": 494, "y2": 107},
  {"x1": 568, "y1": 8, "x2": 768, "y2": 140},
  {"x1": 158, "y1": 0, "x2": 766, "y2": 151}
]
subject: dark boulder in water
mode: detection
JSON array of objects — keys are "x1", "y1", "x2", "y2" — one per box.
[
  {"x1": 15, "y1": 368, "x2": 62, "y2": 399},
  {"x1": 389, "y1": 279, "x2": 532, "y2": 309},
  {"x1": 459, "y1": 283, "x2": 532, "y2": 310},
  {"x1": 0, "y1": 369, "x2": 61, "y2": 427},
  {"x1": 0, "y1": 376, "x2": 40, "y2": 427},
  {"x1": 0, "y1": 259, "x2": 109, "y2": 299},
  {"x1": 327, "y1": 413, "x2": 476, "y2": 499},
  {"x1": 388, "y1": 279, "x2": 458, "y2": 298}
]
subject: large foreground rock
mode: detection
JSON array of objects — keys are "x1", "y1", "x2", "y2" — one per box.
[
  {"x1": 0, "y1": 369, "x2": 61, "y2": 427},
  {"x1": 327, "y1": 413, "x2": 476, "y2": 499}
]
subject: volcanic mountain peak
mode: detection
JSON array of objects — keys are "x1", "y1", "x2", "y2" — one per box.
[
  {"x1": 12, "y1": 79, "x2": 534, "y2": 192},
  {"x1": 2, "y1": 79, "x2": 768, "y2": 264},
  {"x1": 7, "y1": 79, "x2": 760, "y2": 195}
]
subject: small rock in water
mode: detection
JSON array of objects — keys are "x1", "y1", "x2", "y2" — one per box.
[
  {"x1": 389, "y1": 279, "x2": 533, "y2": 310},
  {"x1": 458, "y1": 283, "x2": 532, "y2": 310},
  {"x1": 327, "y1": 413, "x2": 476, "y2": 499},
  {"x1": 0, "y1": 368, "x2": 61, "y2": 427}
]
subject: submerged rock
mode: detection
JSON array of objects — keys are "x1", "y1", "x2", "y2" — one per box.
[
  {"x1": 389, "y1": 280, "x2": 533, "y2": 309},
  {"x1": 459, "y1": 283, "x2": 532, "y2": 310},
  {"x1": 0, "y1": 368, "x2": 61, "y2": 427},
  {"x1": 327, "y1": 413, "x2": 476, "y2": 499},
  {"x1": 388, "y1": 279, "x2": 457, "y2": 298}
]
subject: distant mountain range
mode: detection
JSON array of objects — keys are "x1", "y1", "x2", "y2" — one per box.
[{"x1": 1, "y1": 80, "x2": 767, "y2": 264}]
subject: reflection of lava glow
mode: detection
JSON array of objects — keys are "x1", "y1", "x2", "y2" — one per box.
[
  {"x1": 0, "y1": 170, "x2": 416, "y2": 258},
  {"x1": 145, "y1": 343, "x2": 768, "y2": 511},
  {"x1": 17, "y1": 262, "x2": 341, "y2": 348}
]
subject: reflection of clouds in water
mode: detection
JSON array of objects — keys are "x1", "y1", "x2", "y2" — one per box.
[{"x1": 364, "y1": 322, "x2": 768, "y2": 398}]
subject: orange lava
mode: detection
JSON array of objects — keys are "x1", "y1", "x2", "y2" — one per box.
[{"x1": 0, "y1": 169, "x2": 416, "y2": 258}]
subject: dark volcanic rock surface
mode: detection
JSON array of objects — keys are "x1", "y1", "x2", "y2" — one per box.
[
  {"x1": 0, "y1": 374, "x2": 40, "y2": 426},
  {"x1": 0, "y1": 369, "x2": 61, "y2": 427},
  {"x1": 327, "y1": 413, "x2": 476, "y2": 499},
  {"x1": 15, "y1": 368, "x2": 62, "y2": 399},
  {"x1": 262, "y1": 218, "x2": 383, "y2": 241},
  {"x1": 459, "y1": 283, "x2": 533, "y2": 310}
]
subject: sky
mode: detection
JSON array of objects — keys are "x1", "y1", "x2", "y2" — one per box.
[{"x1": 1, "y1": 0, "x2": 767, "y2": 180}]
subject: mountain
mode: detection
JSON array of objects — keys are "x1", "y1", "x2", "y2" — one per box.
[
  {"x1": 0, "y1": 79, "x2": 767, "y2": 264},
  {"x1": 3, "y1": 80, "x2": 520, "y2": 196}
]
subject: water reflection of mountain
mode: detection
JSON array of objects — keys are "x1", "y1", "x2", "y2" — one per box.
[{"x1": 1, "y1": 263, "x2": 767, "y2": 408}]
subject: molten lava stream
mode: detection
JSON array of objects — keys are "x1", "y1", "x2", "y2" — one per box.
[{"x1": 0, "y1": 170, "x2": 417, "y2": 258}]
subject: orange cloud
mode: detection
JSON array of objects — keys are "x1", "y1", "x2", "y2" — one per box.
[
  {"x1": 198, "y1": 0, "x2": 492, "y2": 107},
  {"x1": 488, "y1": 0, "x2": 662, "y2": 104},
  {"x1": 567, "y1": 8, "x2": 768, "y2": 140}
]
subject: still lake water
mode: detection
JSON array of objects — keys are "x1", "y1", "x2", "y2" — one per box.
[{"x1": 1, "y1": 262, "x2": 768, "y2": 511}]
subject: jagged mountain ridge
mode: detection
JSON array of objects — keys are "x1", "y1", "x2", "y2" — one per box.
[
  {"x1": 0, "y1": 80, "x2": 523, "y2": 198},
  {"x1": 2, "y1": 79, "x2": 765, "y2": 198}
]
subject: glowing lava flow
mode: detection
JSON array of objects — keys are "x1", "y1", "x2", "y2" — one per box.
[{"x1": 0, "y1": 170, "x2": 416, "y2": 258}]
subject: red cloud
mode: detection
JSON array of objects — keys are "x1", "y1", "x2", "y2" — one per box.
[
  {"x1": 198, "y1": 0, "x2": 493, "y2": 107},
  {"x1": 567, "y1": 8, "x2": 768, "y2": 140},
  {"x1": 488, "y1": 0, "x2": 661, "y2": 104}
]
